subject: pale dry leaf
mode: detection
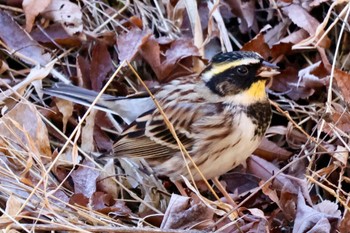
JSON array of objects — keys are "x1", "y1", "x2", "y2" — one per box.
[
  {"x1": 264, "y1": 21, "x2": 290, "y2": 46},
  {"x1": 56, "y1": 148, "x2": 82, "y2": 166},
  {"x1": 42, "y1": 0, "x2": 83, "y2": 36},
  {"x1": 81, "y1": 110, "x2": 96, "y2": 152},
  {"x1": 280, "y1": 29, "x2": 309, "y2": 44},
  {"x1": 71, "y1": 160, "x2": 100, "y2": 198},
  {"x1": 0, "y1": 60, "x2": 9, "y2": 74},
  {"x1": 0, "y1": 101, "x2": 51, "y2": 159},
  {"x1": 207, "y1": 1, "x2": 232, "y2": 52},
  {"x1": 54, "y1": 98, "x2": 73, "y2": 133},
  {"x1": 0, "y1": 63, "x2": 53, "y2": 102},
  {"x1": 0, "y1": 194, "x2": 22, "y2": 225},
  {"x1": 117, "y1": 27, "x2": 152, "y2": 62},
  {"x1": 282, "y1": 4, "x2": 320, "y2": 36},
  {"x1": 0, "y1": 11, "x2": 51, "y2": 66},
  {"x1": 255, "y1": 137, "x2": 292, "y2": 161},
  {"x1": 239, "y1": 0, "x2": 258, "y2": 33},
  {"x1": 184, "y1": 0, "x2": 203, "y2": 54},
  {"x1": 332, "y1": 145, "x2": 348, "y2": 167},
  {"x1": 22, "y1": 0, "x2": 52, "y2": 32},
  {"x1": 161, "y1": 194, "x2": 214, "y2": 230},
  {"x1": 293, "y1": 191, "x2": 340, "y2": 233},
  {"x1": 97, "y1": 158, "x2": 119, "y2": 198},
  {"x1": 248, "y1": 208, "x2": 267, "y2": 220}
]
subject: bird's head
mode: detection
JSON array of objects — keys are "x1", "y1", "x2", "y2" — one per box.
[{"x1": 201, "y1": 51, "x2": 279, "y2": 104}]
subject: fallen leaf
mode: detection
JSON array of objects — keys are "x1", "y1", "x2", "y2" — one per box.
[
  {"x1": 255, "y1": 137, "x2": 292, "y2": 161},
  {"x1": 160, "y1": 194, "x2": 214, "y2": 230},
  {"x1": 81, "y1": 110, "x2": 96, "y2": 152},
  {"x1": 0, "y1": 101, "x2": 52, "y2": 162},
  {"x1": 116, "y1": 27, "x2": 152, "y2": 62},
  {"x1": 241, "y1": 33, "x2": 271, "y2": 59},
  {"x1": 293, "y1": 191, "x2": 340, "y2": 233},
  {"x1": 0, "y1": 195, "x2": 23, "y2": 225},
  {"x1": 71, "y1": 160, "x2": 100, "y2": 198},
  {"x1": 69, "y1": 193, "x2": 89, "y2": 207},
  {"x1": 42, "y1": 0, "x2": 83, "y2": 36},
  {"x1": 54, "y1": 98, "x2": 73, "y2": 133},
  {"x1": 0, "y1": 10, "x2": 51, "y2": 65},
  {"x1": 90, "y1": 192, "x2": 131, "y2": 216},
  {"x1": 22, "y1": 0, "x2": 51, "y2": 32},
  {"x1": 30, "y1": 23, "x2": 82, "y2": 48},
  {"x1": 90, "y1": 42, "x2": 113, "y2": 91},
  {"x1": 97, "y1": 158, "x2": 118, "y2": 197},
  {"x1": 334, "y1": 68, "x2": 350, "y2": 104}
]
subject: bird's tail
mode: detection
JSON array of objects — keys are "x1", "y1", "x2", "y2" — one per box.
[{"x1": 43, "y1": 83, "x2": 155, "y2": 124}]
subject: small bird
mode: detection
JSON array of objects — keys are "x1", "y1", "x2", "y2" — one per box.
[{"x1": 45, "y1": 51, "x2": 279, "y2": 183}]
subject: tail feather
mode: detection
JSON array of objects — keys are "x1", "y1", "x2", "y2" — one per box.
[{"x1": 43, "y1": 83, "x2": 155, "y2": 124}]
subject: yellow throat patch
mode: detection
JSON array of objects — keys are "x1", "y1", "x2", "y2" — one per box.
[{"x1": 245, "y1": 80, "x2": 267, "y2": 100}]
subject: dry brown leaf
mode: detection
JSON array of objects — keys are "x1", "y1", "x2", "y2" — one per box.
[
  {"x1": 270, "y1": 62, "x2": 328, "y2": 100},
  {"x1": 30, "y1": 23, "x2": 82, "y2": 48},
  {"x1": 90, "y1": 192, "x2": 131, "y2": 216},
  {"x1": 241, "y1": 33, "x2": 270, "y2": 59},
  {"x1": 140, "y1": 37, "x2": 200, "y2": 82},
  {"x1": 22, "y1": 0, "x2": 51, "y2": 32},
  {"x1": 0, "y1": 11, "x2": 51, "y2": 65},
  {"x1": 42, "y1": 0, "x2": 83, "y2": 36},
  {"x1": 322, "y1": 103, "x2": 350, "y2": 135},
  {"x1": 69, "y1": 193, "x2": 89, "y2": 207},
  {"x1": 93, "y1": 112, "x2": 114, "y2": 152},
  {"x1": 334, "y1": 68, "x2": 350, "y2": 104},
  {"x1": 282, "y1": 3, "x2": 331, "y2": 49},
  {"x1": 239, "y1": 0, "x2": 258, "y2": 33},
  {"x1": 90, "y1": 42, "x2": 113, "y2": 91},
  {"x1": 339, "y1": 210, "x2": 350, "y2": 232},
  {"x1": 224, "y1": 0, "x2": 258, "y2": 33}
]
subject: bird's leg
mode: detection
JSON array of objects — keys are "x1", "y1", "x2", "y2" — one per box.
[{"x1": 212, "y1": 177, "x2": 237, "y2": 207}]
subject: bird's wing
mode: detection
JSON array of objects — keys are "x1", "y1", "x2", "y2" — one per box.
[{"x1": 113, "y1": 101, "x2": 211, "y2": 159}]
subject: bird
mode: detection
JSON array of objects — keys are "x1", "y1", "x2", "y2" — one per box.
[{"x1": 44, "y1": 51, "x2": 279, "y2": 184}]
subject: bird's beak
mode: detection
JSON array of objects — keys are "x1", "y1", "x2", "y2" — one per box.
[{"x1": 258, "y1": 61, "x2": 280, "y2": 78}]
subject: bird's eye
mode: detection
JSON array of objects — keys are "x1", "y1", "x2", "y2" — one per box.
[{"x1": 236, "y1": 66, "x2": 249, "y2": 76}]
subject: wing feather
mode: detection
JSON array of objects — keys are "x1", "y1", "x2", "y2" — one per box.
[{"x1": 113, "y1": 100, "x2": 210, "y2": 158}]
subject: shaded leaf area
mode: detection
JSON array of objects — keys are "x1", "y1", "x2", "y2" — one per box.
[{"x1": 0, "y1": 0, "x2": 349, "y2": 232}]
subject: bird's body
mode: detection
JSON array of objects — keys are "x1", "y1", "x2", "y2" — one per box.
[
  {"x1": 115, "y1": 76, "x2": 271, "y2": 180},
  {"x1": 45, "y1": 51, "x2": 279, "y2": 182}
]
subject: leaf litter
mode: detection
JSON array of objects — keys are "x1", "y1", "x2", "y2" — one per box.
[{"x1": 0, "y1": 0, "x2": 349, "y2": 232}]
